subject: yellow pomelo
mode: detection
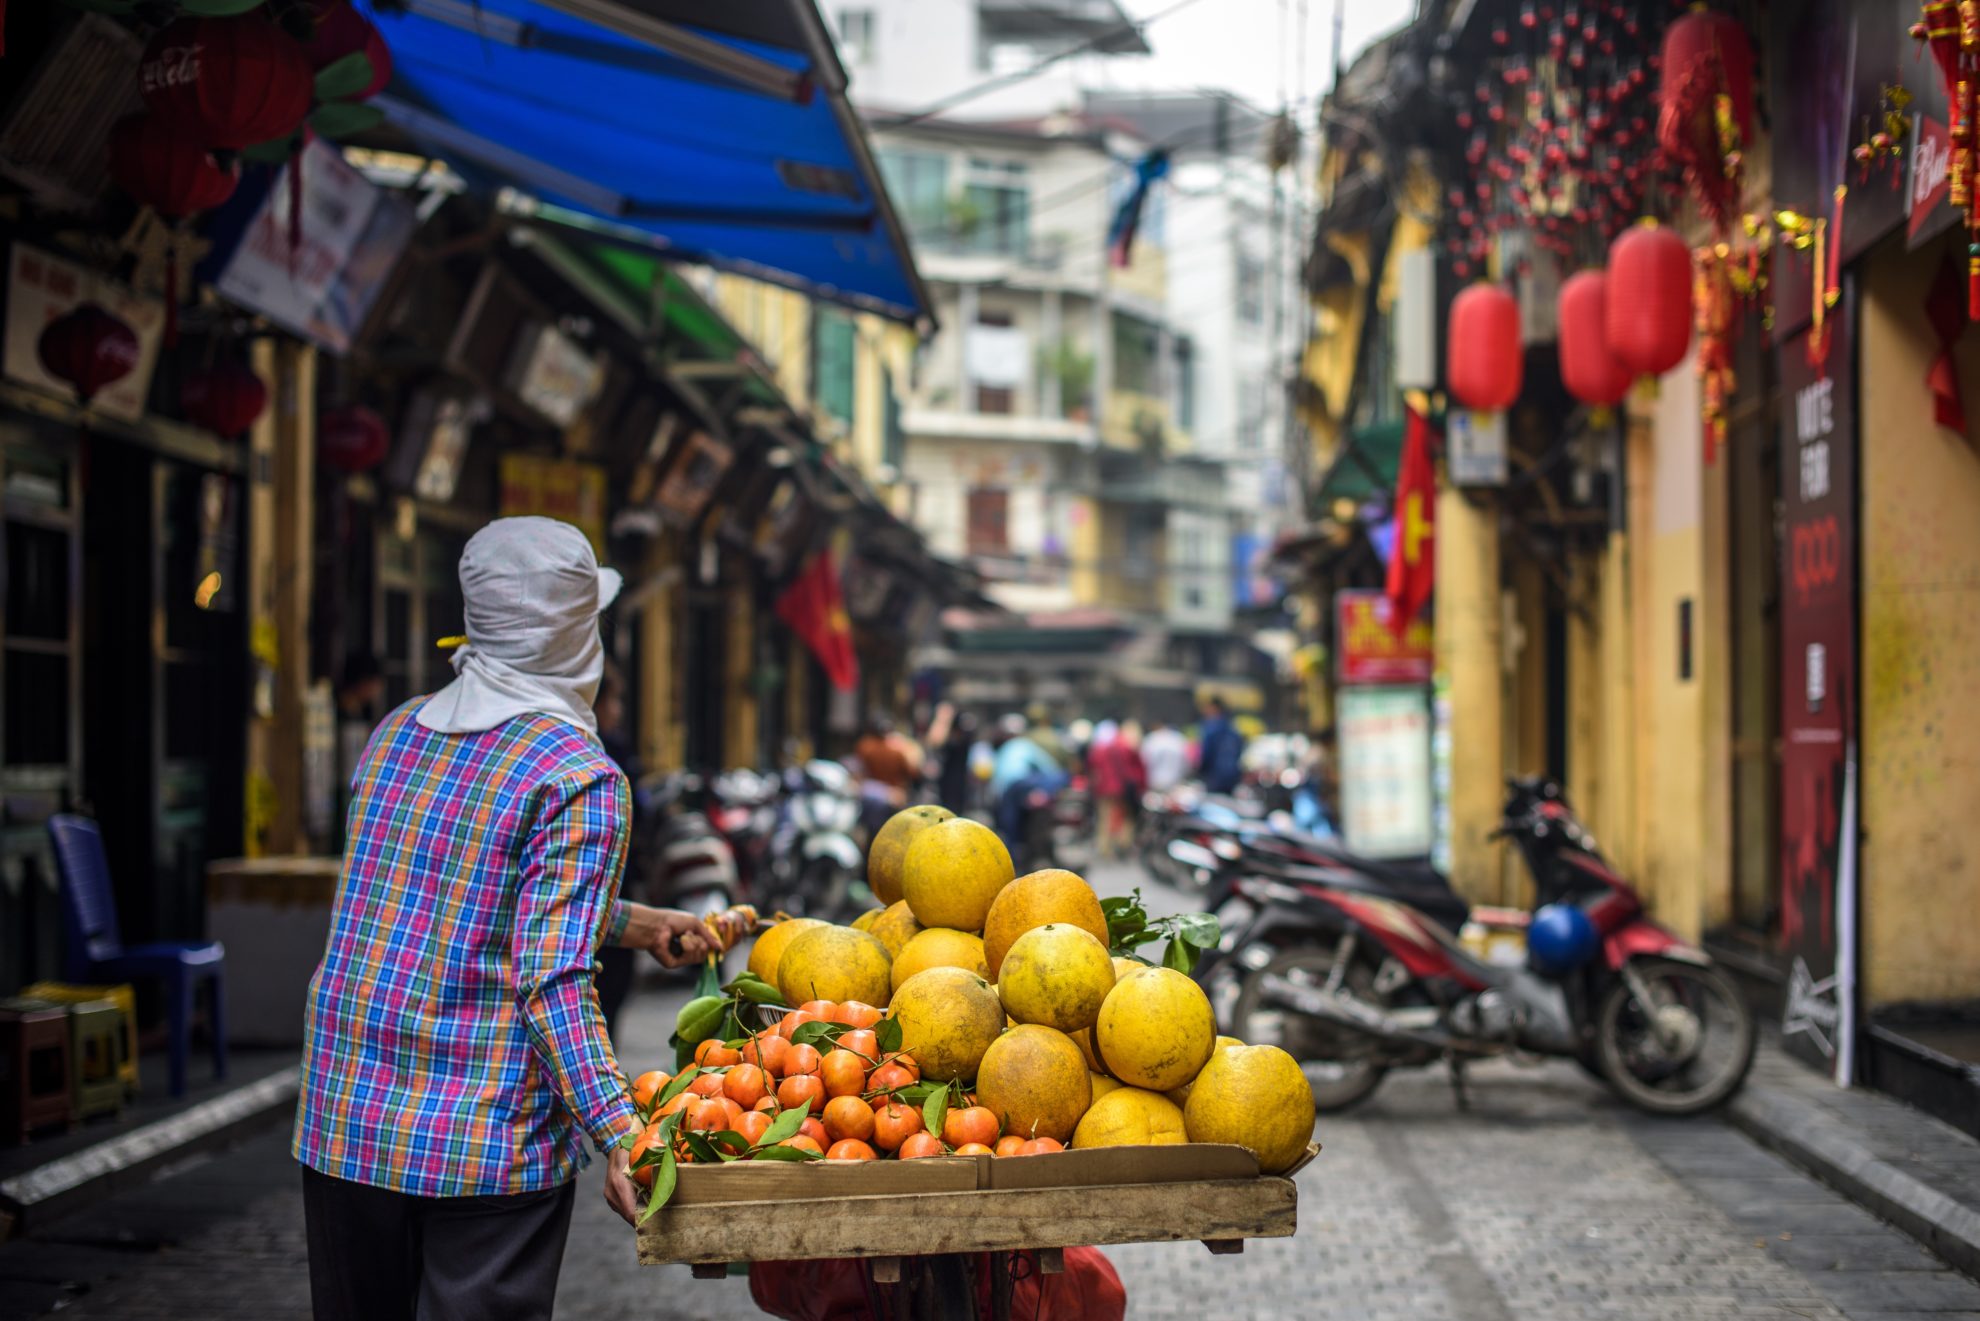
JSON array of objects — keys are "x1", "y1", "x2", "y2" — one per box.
[
  {"x1": 997, "y1": 924, "x2": 1115, "y2": 1032},
  {"x1": 776, "y1": 925, "x2": 892, "y2": 1008},
  {"x1": 891, "y1": 928, "x2": 988, "y2": 993},
  {"x1": 1070, "y1": 959, "x2": 1145, "y2": 1073},
  {"x1": 901, "y1": 819, "x2": 1014, "y2": 932},
  {"x1": 869, "y1": 900, "x2": 924, "y2": 959},
  {"x1": 975, "y1": 1025, "x2": 1092, "y2": 1142},
  {"x1": 747, "y1": 917, "x2": 826, "y2": 985},
  {"x1": 981, "y1": 869, "x2": 1109, "y2": 979},
  {"x1": 1111, "y1": 957, "x2": 1144, "y2": 981},
  {"x1": 1166, "y1": 1036, "x2": 1245, "y2": 1108},
  {"x1": 1094, "y1": 967, "x2": 1216, "y2": 1092},
  {"x1": 1088, "y1": 1070, "x2": 1121, "y2": 1102},
  {"x1": 851, "y1": 907, "x2": 885, "y2": 933},
  {"x1": 1183, "y1": 1043, "x2": 1316, "y2": 1174},
  {"x1": 1071, "y1": 1087, "x2": 1186, "y2": 1149},
  {"x1": 889, "y1": 966, "x2": 1006, "y2": 1083},
  {"x1": 867, "y1": 805, "x2": 955, "y2": 906}
]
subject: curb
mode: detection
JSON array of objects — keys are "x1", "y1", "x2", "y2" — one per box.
[
  {"x1": 1728, "y1": 1080, "x2": 1980, "y2": 1281},
  {"x1": 0, "y1": 1065, "x2": 299, "y2": 1240}
]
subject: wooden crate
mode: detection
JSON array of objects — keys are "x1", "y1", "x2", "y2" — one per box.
[{"x1": 635, "y1": 1143, "x2": 1311, "y2": 1269}]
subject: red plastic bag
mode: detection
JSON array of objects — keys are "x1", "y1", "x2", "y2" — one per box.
[{"x1": 749, "y1": 1248, "x2": 1125, "y2": 1321}]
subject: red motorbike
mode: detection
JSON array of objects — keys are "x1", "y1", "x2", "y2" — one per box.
[{"x1": 1196, "y1": 778, "x2": 1755, "y2": 1115}]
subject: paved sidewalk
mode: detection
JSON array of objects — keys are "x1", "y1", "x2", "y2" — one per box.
[{"x1": 1729, "y1": 1041, "x2": 1980, "y2": 1280}]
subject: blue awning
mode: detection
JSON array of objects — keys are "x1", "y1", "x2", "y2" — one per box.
[{"x1": 361, "y1": 0, "x2": 933, "y2": 327}]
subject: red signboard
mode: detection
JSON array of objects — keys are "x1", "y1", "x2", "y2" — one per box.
[
  {"x1": 1777, "y1": 277, "x2": 1858, "y2": 1078},
  {"x1": 1336, "y1": 590, "x2": 1434, "y2": 686}
]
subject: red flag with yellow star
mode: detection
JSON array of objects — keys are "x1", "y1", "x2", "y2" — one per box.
[
  {"x1": 777, "y1": 548, "x2": 860, "y2": 692},
  {"x1": 1384, "y1": 406, "x2": 1437, "y2": 636}
]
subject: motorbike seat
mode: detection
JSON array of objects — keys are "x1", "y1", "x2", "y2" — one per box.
[{"x1": 1253, "y1": 853, "x2": 1471, "y2": 934}]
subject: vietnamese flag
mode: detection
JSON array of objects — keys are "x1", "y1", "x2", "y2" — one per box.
[
  {"x1": 1383, "y1": 406, "x2": 1438, "y2": 636},
  {"x1": 777, "y1": 548, "x2": 860, "y2": 693}
]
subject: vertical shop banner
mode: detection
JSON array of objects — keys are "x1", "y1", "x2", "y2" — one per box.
[
  {"x1": 1777, "y1": 278, "x2": 1859, "y2": 1081},
  {"x1": 1337, "y1": 685, "x2": 1434, "y2": 860}
]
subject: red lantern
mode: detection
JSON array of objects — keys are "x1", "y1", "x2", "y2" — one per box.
[
  {"x1": 1606, "y1": 222, "x2": 1693, "y2": 377},
  {"x1": 1556, "y1": 271, "x2": 1632, "y2": 406},
  {"x1": 1447, "y1": 283, "x2": 1523, "y2": 411},
  {"x1": 182, "y1": 361, "x2": 268, "y2": 437},
  {"x1": 140, "y1": 14, "x2": 313, "y2": 150},
  {"x1": 1657, "y1": 7, "x2": 1754, "y2": 229},
  {"x1": 307, "y1": 1, "x2": 393, "y2": 100},
  {"x1": 319, "y1": 405, "x2": 390, "y2": 473},
  {"x1": 107, "y1": 113, "x2": 238, "y2": 218},
  {"x1": 37, "y1": 304, "x2": 140, "y2": 406}
]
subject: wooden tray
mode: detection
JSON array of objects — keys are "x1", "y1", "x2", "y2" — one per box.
[{"x1": 635, "y1": 1143, "x2": 1312, "y2": 1273}]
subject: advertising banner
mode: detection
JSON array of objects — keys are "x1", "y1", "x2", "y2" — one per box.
[
  {"x1": 1336, "y1": 589, "x2": 1434, "y2": 686},
  {"x1": 1777, "y1": 277, "x2": 1859, "y2": 1082},
  {"x1": 1337, "y1": 685, "x2": 1434, "y2": 860}
]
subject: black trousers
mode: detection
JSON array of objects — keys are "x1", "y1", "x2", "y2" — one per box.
[{"x1": 301, "y1": 1164, "x2": 577, "y2": 1321}]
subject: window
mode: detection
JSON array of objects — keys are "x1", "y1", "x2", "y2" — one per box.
[
  {"x1": 813, "y1": 307, "x2": 857, "y2": 427},
  {"x1": 1174, "y1": 336, "x2": 1195, "y2": 432},
  {"x1": 875, "y1": 149, "x2": 949, "y2": 237},
  {"x1": 975, "y1": 385, "x2": 1014, "y2": 414},
  {"x1": 882, "y1": 365, "x2": 904, "y2": 470},
  {"x1": 962, "y1": 158, "x2": 1029, "y2": 256},
  {"x1": 966, "y1": 488, "x2": 1009, "y2": 554},
  {"x1": 1236, "y1": 251, "x2": 1266, "y2": 326},
  {"x1": 1112, "y1": 313, "x2": 1158, "y2": 395},
  {"x1": 837, "y1": 8, "x2": 874, "y2": 63}
]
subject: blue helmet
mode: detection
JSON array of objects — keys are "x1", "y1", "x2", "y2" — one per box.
[{"x1": 1527, "y1": 902, "x2": 1599, "y2": 976}]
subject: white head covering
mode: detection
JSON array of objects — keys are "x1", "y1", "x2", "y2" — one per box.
[{"x1": 416, "y1": 517, "x2": 624, "y2": 737}]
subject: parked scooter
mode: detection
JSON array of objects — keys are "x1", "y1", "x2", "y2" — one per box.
[
  {"x1": 633, "y1": 772, "x2": 740, "y2": 979},
  {"x1": 1193, "y1": 778, "x2": 1756, "y2": 1116},
  {"x1": 770, "y1": 759, "x2": 868, "y2": 921}
]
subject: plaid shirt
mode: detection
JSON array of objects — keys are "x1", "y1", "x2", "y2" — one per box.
[{"x1": 294, "y1": 700, "x2": 639, "y2": 1197}]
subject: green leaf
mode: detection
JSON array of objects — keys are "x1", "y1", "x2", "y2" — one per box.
[
  {"x1": 749, "y1": 1143, "x2": 823, "y2": 1161},
  {"x1": 656, "y1": 1067, "x2": 701, "y2": 1107},
  {"x1": 727, "y1": 974, "x2": 787, "y2": 1006},
  {"x1": 1175, "y1": 913, "x2": 1222, "y2": 949},
  {"x1": 896, "y1": 1082, "x2": 938, "y2": 1103},
  {"x1": 709, "y1": 1130, "x2": 751, "y2": 1159},
  {"x1": 758, "y1": 1097, "x2": 811, "y2": 1146},
  {"x1": 618, "y1": 1131, "x2": 638, "y2": 1151},
  {"x1": 1098, "y1": 894, "x2": 1136, "y2": 915},
  {"x1": 675, "y1": 996, "x2": 727, "y2": 1044},
  {"x1": 923, "y1": 1087, "x2": 948, "y2": 1143},
  {"x1": 639, "y1": 1145, "x2": 678, "y2": 1224},
  {"x1": 309, "y1": 101, "x2": 385, "y2": 139},
  {"x1": 873, "y1": 1017, "x2": 903, "y2": 1055},
  {"x1": 694, "y1": 959, "x2": 723, "y2": 1000},
  {"x1": 313, "y1": 52, "x2": 377, "y2": 102},
  {"x1": 790, "y1": 1020, "x2": 845, "y2": 1050},
  {"x1": 1162, "y1": 937, "x2": 1193, "y2": 972},
  {"x1": 240, "y1": 136, "x2": 301, "y2": 165},
  {"x1": 682, "y1": 1130, "x2": 722, "y2": 1164},
  {"x1": 180, "y1": 0, "x2": 268, "y2": 13}
]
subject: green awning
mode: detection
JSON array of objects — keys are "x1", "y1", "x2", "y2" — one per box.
[{"x1": 1312, "y1": 417, "x2": 1405, "y2": 509}]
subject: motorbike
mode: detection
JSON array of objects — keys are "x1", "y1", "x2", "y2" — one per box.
[
  {"x1": 770, "y1": 759, "x2": 868, "y2": 921},
  {"x1": 709, "y1": 767, "x2": 782, "y2": 906},
  {"x1": 1193, "y1": 777, "x2": 1756, "y2": 1116},
  {"x1": 633, "y1": 772, "x2": 740, "y2": 978}
]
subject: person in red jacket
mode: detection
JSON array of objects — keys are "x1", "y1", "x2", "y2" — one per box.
[{"x1": 1088, "y1": 720, "x2": 1146, "y2": 860}]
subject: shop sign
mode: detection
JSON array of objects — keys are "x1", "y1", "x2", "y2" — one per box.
[
  {"x1": 1909, "y1": 115, "x2": 1955, "y2": 246},
  {"x1": 498, "y1": 453, "x2": 607, "y2": 556},
  {"x1": 210, "y1": 139, "x2": 413, "y2": 354},
  {"x1": 1336, "y1": 589, "x2": 1433, "y2": 685},
  {"x1": 654, "y1": 430, "x2": 733, "y2": 526},
  {"x1": 507, "y1": 321, "x2": 603, "y2": 428},
  {"x1": 1776, "y1": 276, "x2": 1859, "y2": 1083},
  {"x1": 1446, "y1": 408, "x2": 1506, "y2": 486},
  {"x1": 1337, "y1": 684, "x2": 1434, "y2": 861},
  {"x1": 3, "y1": 243, "x2": 165, "y2": 424}
]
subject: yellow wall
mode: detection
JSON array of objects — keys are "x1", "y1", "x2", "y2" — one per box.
[
  {"x1": 1437, "y1": 485, "x2": 1505, "y2": 903},
  {"x1": 1858, "y1": 237, "x2": 1980, "y2": 1004}
]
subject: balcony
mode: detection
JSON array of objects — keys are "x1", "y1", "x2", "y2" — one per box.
[{"x1": 902, "y1": 407, "x2": 1097, "y2": 447}]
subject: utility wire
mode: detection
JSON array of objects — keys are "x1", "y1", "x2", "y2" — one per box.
[{"x1": 879, "y1": 0, "x2": 1214, "y2": 127}]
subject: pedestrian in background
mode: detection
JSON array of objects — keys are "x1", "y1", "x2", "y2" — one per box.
[
  {"x1": 1141, "y1": 716, "x2": 1188, "y2": 794},
  {"x1": 1197, "y1": 696, "x2": 1245, "y2": 795},
  {"x1": 1088, "y1": 719, "x2": 1145, "y2": 859},
  {"x1": 294, "y1": 518, "x2": 717, "y2": 1320}
]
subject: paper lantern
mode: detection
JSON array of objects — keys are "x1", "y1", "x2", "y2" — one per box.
[
  {"x1": 1657, "y1": 7, "x2": 1754, "y2": 228},
  {"x1": 182, "y1": 361, "x2": 268, "y2": 437},
  {"x1": 140, "y1": 14, "x2": 313, "y2": 150},
  {"x1": 1447, "y1": 282, "x2": 1523, "y2": 411},
  {"x1": 307, "y1": 1, "x2": 393, "y2": 100},
  {"x1": 107, "y1": 113, "x2": 238, "y2": 218},
  {"x1": 319, "y1": 404, "x2": 390, "y2": 473},
  {"x1": 1606, "y1": 222, "x2": 1693, "y2": 377},
  {"x1": 1556, "y1": 271, "x2": 1632, "y2": 406},
  {"x1": 37, "y1": 304, "x2": 140, "y2": 406}
]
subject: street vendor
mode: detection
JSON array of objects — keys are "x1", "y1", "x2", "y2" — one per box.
[{"x1": 293, "y1": 516, "x2": 716, "y2": 1320}]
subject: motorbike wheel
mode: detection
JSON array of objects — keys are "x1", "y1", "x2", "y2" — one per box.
[
  {"x1": 1231, "y1": 945, "x2": 1388, "y2": 1112},
  {"x1": 1595, "y1": 956, "x2": 1756, "y2": 1116}
]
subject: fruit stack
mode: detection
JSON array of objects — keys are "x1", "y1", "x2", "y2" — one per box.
[{"x1": 627, "y1": 807, "x2": 1316, "y2": 1213}]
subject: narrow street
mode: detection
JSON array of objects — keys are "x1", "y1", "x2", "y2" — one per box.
[{"x1": 5, "y1": 865, "x2": 1975, "y2": 1321}]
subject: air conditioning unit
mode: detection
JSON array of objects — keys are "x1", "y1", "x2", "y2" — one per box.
[{"x1": 0, "y1": 14, "x2": 143, "y2": 213}]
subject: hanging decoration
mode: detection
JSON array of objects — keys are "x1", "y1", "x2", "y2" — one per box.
[
  {"x1": 319, "y1": 404, "x2": 390, "y2": 473},
  {"x1": 307, "y1": 0, "x2": 394, "y2": 101},
  {"x1": 140, "y1": 12, "x2": 314, "y2": 150},
  {"x1": 1447, "y1": 282, "x2": 1523, "y2": 411},
  {"x1": 107, "y1": 112, "x2": 240, "y2": 346},
  {"x1": 1925, "y1": 249, "x2": 1969, "y2": 435},
  {"x1": 1690, "y1": 217, "x2": 1772, "y2": 463},
  {"x1": 37, "y1": 304, "x2": 140, "y2": 407},
  {"x1": 1556, "y1": 270, "x2": 1632, "y2": 407},
  {"x1": 182, "y1": 360, "x2": 269, "y2": 437},
  {"x1": 1606, "y1": 220, "x2": 1693, "y2": 378},
  {"x1": 1656, "y1": 5, "x2": 1755, "y2": 232},
  {"x1": 1913, "y1": 2, "x2": 1980, "y2": 318}
]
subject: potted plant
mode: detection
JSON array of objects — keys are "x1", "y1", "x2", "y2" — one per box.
[{"x1": 1040, "y1": 339, "x2": 1095, "y2": 421}]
